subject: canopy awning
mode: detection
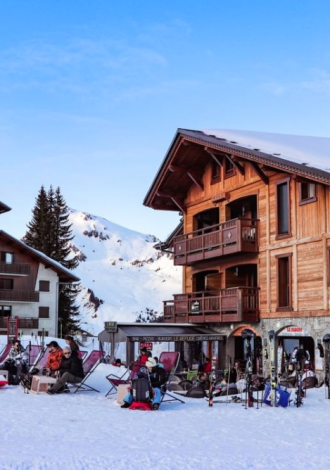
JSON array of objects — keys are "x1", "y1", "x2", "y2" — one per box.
[{"x1": 98, "y1": 323, "x2": 225, "y2": 343}]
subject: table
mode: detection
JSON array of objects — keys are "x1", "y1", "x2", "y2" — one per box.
[{"x1": 30, "y1": 376, "x2": 57, "y2": 394}]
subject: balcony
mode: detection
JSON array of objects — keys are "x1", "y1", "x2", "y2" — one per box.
[
  {"x1": 173, "y1": 218, "x2": 259, "y2": 265},
  {"x1": 0, "y1": 317, "x2": 39, "y2": 329},
  {"x1": 0, "y1": 290, "x2": 39, "y2": 302},
  {"x1": 163, "y1": 287, "x2": 259, "y2": 324},
  {"x1": 0, "y1": 262, "x2": 31, "y2": 276}
]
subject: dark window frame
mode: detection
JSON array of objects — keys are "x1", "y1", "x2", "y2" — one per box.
[
  {"x1": 275, "y1": 178, "x2": 292, "y2": 240},
  {"x1": 0, "y1": 252, "x2": 14, "y2": 264},
  {"x1": 276, "y1": 253, "x2": 293, "y2": 311},
  {"x1": 39, "y1": 280, "x2": 50, "y2": 292},
  {"x1": 211, "y1": 160, "x2": 221, "y2": 184},
  {"x1": 38, "y1": 306, "x2": 50, "y2": 318},
  {"x1": 0, "y1": 305, "x2": 12, "y2": 317},
  {"x1": 299, "y1": 182, "x2": 317, "y2": 206},
  {"x1": 224, "y1": 157, "x2": 236, "y2": 179},
  {"x1": 0, "y1": 278, "x2": 14, "y2": 290}
]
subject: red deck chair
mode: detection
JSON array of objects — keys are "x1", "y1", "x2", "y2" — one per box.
[
  {"x1": 26, "y1": 345, "x2": 42, "y2": 367},
  {"x1": 105, "y1": 361, "x2": 144, "y2": 397},
  {"x1": 159, "y1": 351, "x2": 185, "y2": 405},
  {"x1": 32, "y1": 349, "x2": 49, "y2": 372},
  {"x1": 72, "y1": 350, "x2": 105, "y2": 393},
  {"x1": 77, "y1": 350, "x2": 88, "y2": 361},
  {"x1": 0, "y1": 344, "x2": 12, "y2": 364}
]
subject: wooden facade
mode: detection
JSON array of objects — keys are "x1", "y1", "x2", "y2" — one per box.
[{"x1": 144, "y1": 129, "x2": 330, "y2": 337}]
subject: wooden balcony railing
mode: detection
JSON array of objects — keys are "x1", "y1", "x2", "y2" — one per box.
[
  {"x1": 0, "y1": 290, "x2": 39, "y2": 302},
  {"x1": 0, "y1": 317, "x2": 39, "y2": 329},
  {"x1": 163, "y1": 287, "x2": 259, "y2": 324},
  {"x1": 0, "y1": 262, "x2": 31, "y2": 275},
  {"x1": 173, "y1": 218, "x2": 259, "y2": 265}
]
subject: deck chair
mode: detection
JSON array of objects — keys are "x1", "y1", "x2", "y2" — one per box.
[
  {"x1": 105, "y1": 361, "x2": 144, "y2": 397},
  {"x1": 72, "y1": 350, "x2": 105, "y2": 393},
  {"x1": 77, "y1": 350, "x2": 88, "y2": 361},
  {"x1": 159, "y1": 351, "x2": 185, "y2": 405},
  {"x1": 0, "y1": 344, "x2": 11, "y2": 363},
  {"x1": 26, "y1": 345, "x2": 42, "y2": 367}
]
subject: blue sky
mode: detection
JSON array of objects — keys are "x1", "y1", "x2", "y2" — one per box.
[{"x1": 1, "y1": 0, "x2": 330, "y2": 240}]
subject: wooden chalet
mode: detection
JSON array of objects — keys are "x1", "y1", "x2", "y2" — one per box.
[
  {"x1": 144, "y1": 129, "x2": 330, "y2": 373},
  {"x1": 0, "y1": 202, "x2": 79, "y2": 340}
]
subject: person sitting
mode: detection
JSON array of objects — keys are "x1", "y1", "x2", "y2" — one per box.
[
  {"x1": 47, "y1": 346, "x2": 85, "y2": 394},
  {"x1": 44, "y1": 341, "x2": 63, "y2": 377},
  {"x1": 0, "y1": 339, "x2": 28, "y2": 385},
  {"x1": 121, "y1": 358, "x2": 167, "y2": 410},
  {"x1": 202, "y1": 357, "x2": 212, "y2": 373}
]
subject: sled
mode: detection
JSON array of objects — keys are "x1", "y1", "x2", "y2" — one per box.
[{"x1": 129, "y1": 401, "x2": 152, "y2": 411}]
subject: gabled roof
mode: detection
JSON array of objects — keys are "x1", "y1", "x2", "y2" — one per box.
[
  {"x1": 0, "y1": 231, "x2": 80, "y2": 282},
  {"x1": 0, "y1": 201, "x2": 12, "y2": 215},
  {"x1": 144, "y1": 128, "x2": 330, "y2": 211}
]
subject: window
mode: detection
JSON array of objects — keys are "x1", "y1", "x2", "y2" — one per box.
[
  {"x1": 299, "y1": 182, "x2": 317, "y2": 205},
  {"x1": 211, "y1": 161, "x2": 221, "y2": 183},
  {"x1": 0, "y1": 252, "x2": 14, "y2": 264},
  {"x1": 0, "y1": 306, "x2": 11, "y2": 317},
  {"x1": 39, "y1": 307, "x2": 50, "y2": 318},
  {"x1": 0, "y1": 279, "x2": 13, "y2": 290},
  {"x1": 224, "y1": 158, "x2": 236, "y2": 178},
  {"x1": 39, "y1": 280, "x2": 50, "y2": 292},
  {"x1": 276, "y1": 179, "x2": 291, "y2": 238},
  {"x1": 277, "y1": 254, "x2": 292, "y2": 310}
]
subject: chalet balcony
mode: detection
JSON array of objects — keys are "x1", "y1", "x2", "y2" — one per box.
[
  {"x1": 0, "y1": 317, "x2": 39, "y2": 329},
  {"x1": 173, "y1": 218, "x2": 259, "y2": 265},
  {"x1": 0, "y1": 262, "x2": 31, "y2": 276},
  {"x1": 0, "y1": 290, "x2": 39, "y2": 302},
  {"x1": 163, "y1": 287, "x2": 259, "y2": 324}
]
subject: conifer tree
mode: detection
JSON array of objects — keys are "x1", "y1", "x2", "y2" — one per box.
[{"x1": 24, "y1": 185, "x2": 80, "y2": 335}]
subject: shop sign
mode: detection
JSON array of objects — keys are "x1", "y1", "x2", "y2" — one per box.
[
  {"x1": 140, "y1": 342, "x2": 153, "y2": 351},
  {"x1": 278, "y1": 326, "x2": 309, "y2": 337},
  {"x1": 104, "y1": 321, "x2": 117, "y2": 332},
  {"x1": 130, "y1": 335, "x2": 225, "y2": 342}
]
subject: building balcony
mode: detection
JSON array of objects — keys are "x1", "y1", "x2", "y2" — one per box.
[
  {"x1": 163, "y1": 287, "x2": 259, "y2": 324},
  {"x1": 0, "y1": 290, "x2": 39, "y2": 302},
  {"x1": 0, "y1": 262, "x2": 31, "y2": 276},
  {"x1": 173, "y1": 218, "x2": 259, "y2": 265},
  {"x1": 0, "y1": 317, "x2": 39, "y2": 329}
]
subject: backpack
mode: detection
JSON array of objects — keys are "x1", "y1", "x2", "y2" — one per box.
[{"x1": 132, "y1": 378, "x2": 152, "y2": 403}]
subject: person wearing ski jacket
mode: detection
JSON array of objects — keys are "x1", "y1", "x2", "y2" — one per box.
[
  {"x1": 121, "y1": 357, "x2": 167, "y2": 410},
  {"x1": 0, "y1": 339, "x2": 28, "y2": 384},
  {"x1": 45, "y1": 341, "x2": 63, "y2": 376},
  {"x1": 65, "y1": 335, "x2": 79, "y2": 356},
  {"x1": 47, "y1": 346, "x2": 84, "y2": 394}
]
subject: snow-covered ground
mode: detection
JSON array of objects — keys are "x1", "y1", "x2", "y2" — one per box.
[{"x1": 1, "y1": 363, "x2": 330, "y2": 470}]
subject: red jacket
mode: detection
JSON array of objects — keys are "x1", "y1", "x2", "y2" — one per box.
[{"x1": 46, "y1": 348, "x2": 63, "y2": 371}]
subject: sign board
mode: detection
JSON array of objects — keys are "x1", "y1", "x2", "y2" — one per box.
[
  {"x1": 130, "y1": 335, "x2": 225, "y2": 342},
  {"x1": 140, "y1": 342, "x2": 153, "y2": 351},
  {"x1": 278, "y1": 326, "x2": 310, "y2": 337},
  {"x1": 104, "y1": 321, "x2": 117, "y2": 333}
]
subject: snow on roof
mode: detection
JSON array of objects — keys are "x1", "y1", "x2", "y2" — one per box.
[
  {"x1": 202, "y1": 129, "x2": 330, "y2": 174},
  {"x1": 0, "y1": 230, "x2": 79, "y2": 282}
]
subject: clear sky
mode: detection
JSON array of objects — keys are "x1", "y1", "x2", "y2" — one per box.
[{"x1": 1, "y1": 0, "x2": 330, "y2": 240}]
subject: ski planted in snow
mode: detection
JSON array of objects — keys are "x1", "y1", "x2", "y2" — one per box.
[
  {"x1": 268, "y1": 329, "x2": 276, "y2": 406},
  {"x1": 208, "y1": 354, "x2": 217, "y2": 407},
  {"x1": 323, "y1": 334, "x2": 330, "y2": 399}
]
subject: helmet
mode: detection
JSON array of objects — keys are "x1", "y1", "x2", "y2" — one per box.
[{"x1": 146, "y1": 358, "x2": 157, "y2": 369}]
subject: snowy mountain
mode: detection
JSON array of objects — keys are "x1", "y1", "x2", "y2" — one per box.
[{"x1": 68, "y1": 209, "x2": 182, "y2": 335}]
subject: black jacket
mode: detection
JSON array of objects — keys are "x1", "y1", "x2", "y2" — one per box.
[
  {"x1": 59, "y1": 355, "x2": 84, "y2": 379},
  {"x1": 149, "y1": 365, "x2": 167, "y2": 388}
]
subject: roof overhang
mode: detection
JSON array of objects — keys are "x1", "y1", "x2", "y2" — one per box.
[
  {"x1": 98, "y1": 323, "x2": 225, "y2": 343},
  {"x1": 143, "y1": 129, "x2": 330, "y2": 212},
  {"x1": 0, "y1": 201, "x2": 12, "y2": 215},
  {"x1": 0, "y1": 231, "x2": 80, "y2": 282}
]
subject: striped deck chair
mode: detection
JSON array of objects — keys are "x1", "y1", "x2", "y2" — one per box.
[
  {"x1": 26, "y1": 345, "x2": 42, "y2": 367},
  {"x1": 105, "y1": 361, "x2": 145, "y2": 397},
  {"x1": 159, "y1": 351, "x2": 185, "y2": 405},
  {"x1": 0, "y1": 344, "x2": 12, "y2": 364},
  {"x1": 72, "y1": 350, "x2": 105, "y2": 393}
]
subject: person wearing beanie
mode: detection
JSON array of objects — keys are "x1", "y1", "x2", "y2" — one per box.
[{"x1": 121, "y1": 356, "x2": 167, "y2": 410}]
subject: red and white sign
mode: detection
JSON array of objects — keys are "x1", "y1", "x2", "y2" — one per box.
[
  {"x1": 278, "y1": 326, "x2": 310, "y2": 337},
  {"x1": 140, "y1": 342, "x2": 153, "y2": 351}
]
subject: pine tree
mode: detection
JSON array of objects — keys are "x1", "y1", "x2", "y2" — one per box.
[
  {"x1": 23, "y1": 186, "x2": 51, "y2": 253},
  {"x1": 24, "y1": 185, "x2": 80, "y2": 335}
]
